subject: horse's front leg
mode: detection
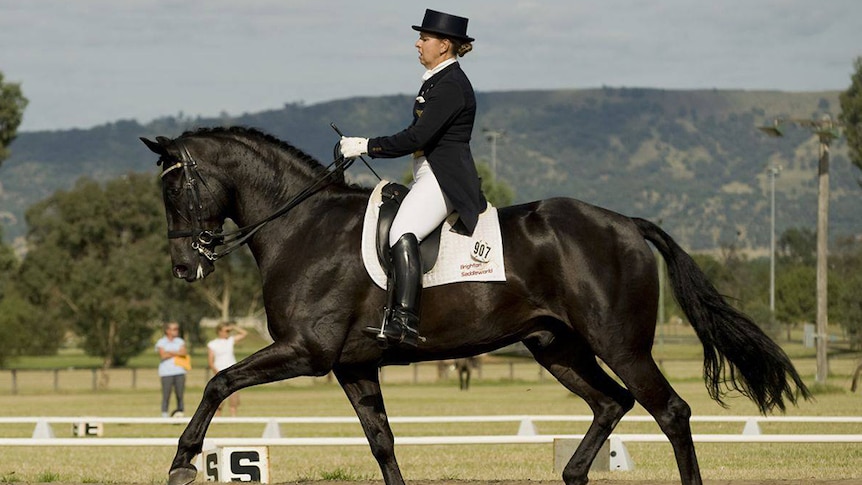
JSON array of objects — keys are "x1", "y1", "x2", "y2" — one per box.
[
  {"x1": 334, "y1": 364, "x2": 405, "y2": 485},
  {"x1": 168, "y1": 341, "x2": 333, "y2": 485}
]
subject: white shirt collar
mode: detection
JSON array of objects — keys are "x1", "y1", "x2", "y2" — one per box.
[{"x1": 422, "y1": 58, "x2": 457, "y2": 81}]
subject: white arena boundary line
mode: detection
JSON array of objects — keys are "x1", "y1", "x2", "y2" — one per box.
[{"x1": 1, "y1": 433, "x2": 861, "y2": 447}]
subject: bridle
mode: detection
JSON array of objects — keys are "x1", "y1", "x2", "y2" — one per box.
[{"x1": 159, "y1": 138, "x2": 357, "y2": 261}]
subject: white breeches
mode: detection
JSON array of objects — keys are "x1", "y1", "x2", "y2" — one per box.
[{"x1": 389, "y1": 158, "x2": 453, "y2": 247}]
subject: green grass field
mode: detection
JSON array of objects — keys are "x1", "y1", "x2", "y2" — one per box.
[{"x1": 0, "y1": 347, "x2": 861, "y2": 484}]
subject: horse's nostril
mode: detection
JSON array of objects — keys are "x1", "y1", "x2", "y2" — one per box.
[{"x1": 173, "y1": 265, "x2": 189, "y2": 278}]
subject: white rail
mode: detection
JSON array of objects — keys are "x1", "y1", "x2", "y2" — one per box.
[
  {"x1": 3, "y1": 414, "x2": 862, "y2": 424},
  {"x1": 0, "y1": 433, "x2": 860, "y2": 447},
  {"x1": 3, "y1": 414, "x2": 860, "y2": 447}
]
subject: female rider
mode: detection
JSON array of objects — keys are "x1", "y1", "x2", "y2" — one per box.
[{"x1": 340, "y1": 9, "x2": 487, "y2": 349}]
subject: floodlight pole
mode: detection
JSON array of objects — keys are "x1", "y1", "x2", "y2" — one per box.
[
  {"x1": 814, "y1": 129, "x2": 832, "y2": 384},
  {"x1": 768, "y1": 165, "x2": 781, "y2": 328},
  {"x1": 483, "y1": 129, "x2": 505, "y2": 179},
  {"x1": 758, "y1": 116, "x2": 840, "y2": 385}
]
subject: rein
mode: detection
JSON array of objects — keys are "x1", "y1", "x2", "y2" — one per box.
[{"x1": 161, "y1": 139, "x2": 355, "y2": 261}]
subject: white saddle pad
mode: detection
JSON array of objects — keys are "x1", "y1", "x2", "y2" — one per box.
[{"x1": 361, "y1": 180, "x2": 507, "y2": 289}]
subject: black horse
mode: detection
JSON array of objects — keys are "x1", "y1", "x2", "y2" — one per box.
[{"x1": 141, "y1": 127, "x2": 809, "y2": 485}]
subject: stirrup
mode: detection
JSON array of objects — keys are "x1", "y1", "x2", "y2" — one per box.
[{"x1": 362, "y1": 309, "x2": 425, "y2": 349}]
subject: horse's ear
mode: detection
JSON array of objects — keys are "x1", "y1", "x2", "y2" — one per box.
[{"x1": 140, "y1": 136, "x2": 170, "y2": 157}]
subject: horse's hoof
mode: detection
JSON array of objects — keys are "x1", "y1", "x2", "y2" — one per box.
[{"x1": 168, "y1": 466, "x2": 197, "y2": 485}]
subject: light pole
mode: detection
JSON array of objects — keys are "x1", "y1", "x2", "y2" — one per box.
[
  {"x1": 768, "y1": 164, "x2": 781, "y2": 330},
  {"x1": 758, "y1": 116, "x2": 841, "y2": 384},
  {"x1": 483, "y1": 129, "x2": 505, "y2": 179}
]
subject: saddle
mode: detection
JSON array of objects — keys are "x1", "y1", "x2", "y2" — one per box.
[{"x1": 376, "y1": 183, "x2": 441, "y2": 273}]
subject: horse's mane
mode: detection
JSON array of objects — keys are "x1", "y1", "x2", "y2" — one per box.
[{"x1": 182, "y1": 126, "x2": 336, "y2": 179}]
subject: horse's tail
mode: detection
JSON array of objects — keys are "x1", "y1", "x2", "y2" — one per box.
[{"x1": 632, "y1": 217, "x2": 811, "y2": 414}]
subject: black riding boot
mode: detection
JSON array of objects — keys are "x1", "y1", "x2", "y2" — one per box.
[{"x1": 370, "y1": 233, "x2": 423, "y2": 349}]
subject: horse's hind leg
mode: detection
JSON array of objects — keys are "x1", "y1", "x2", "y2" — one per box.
[
  {"x1": 524, "y1": 331, "x2": 635, "y2": 485},
  {"x1": 334, "y1": 364, "x2": 405, "y2": 485},
  {"x1": 604, "y1": 354, "x2": 701, "y2": 485}
]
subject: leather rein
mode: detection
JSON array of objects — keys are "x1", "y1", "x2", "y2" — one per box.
[{"x1": 159, "y1": 140, "x2": 355, "y2": 261}]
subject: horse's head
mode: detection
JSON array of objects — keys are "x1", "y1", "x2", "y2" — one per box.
[{"x1": 141, "y1": 135, "x2": 228, "y2": 282}]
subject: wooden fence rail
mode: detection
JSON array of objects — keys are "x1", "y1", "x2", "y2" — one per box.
[{"x1": 0, "y1": 361, "x2": 555, "y2": 394}]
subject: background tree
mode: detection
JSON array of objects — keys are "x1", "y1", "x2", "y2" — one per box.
[
  {"x1": 0, "y1": 290, "x2": 36, "y2": 366},
  {"x1": 777, "y1": 227, "x2": 816, "y2": 266},
  {"x1": 839, "y1": 56, "x2": 862, "y2": 174},
  {"x1": 475, "y1": 161, "x2": 515, "y2": 207},
  {"x1": 16, "y1": 170, "x2": 266, "y2": 368},
  {"x1": 0, "y1": 226, "x2": 32, "y2": 365},
  {"x1": 0, "y1": 72, "x2": 38, "y2": 364},
  {"x1": 831, "y1": 237, "x2": 862, "y2": 348},
  {"x1": 0, "y1": 226, "x2": 15, "y2": 296},
  {"x1": 0, "y1": 71, "x2": 28, "y2": 166},
  {"x1": 18, "y1": 174, "x2": 175, "y2": 375},
  {"x1": 775, "y1": 264, "x2": 816, "y2": 329}
]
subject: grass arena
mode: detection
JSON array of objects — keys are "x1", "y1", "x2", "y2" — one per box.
[{"x1": 0, "y1": 354, "x2": 860, "y2": 484}]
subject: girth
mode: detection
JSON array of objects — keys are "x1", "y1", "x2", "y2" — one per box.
[{"x1": 376, "y1": 182, "x2": 441, "y2": 273}]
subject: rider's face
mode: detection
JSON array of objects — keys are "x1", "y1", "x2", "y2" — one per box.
[{"x1": 415, "y1": 33, "x2": 451, "y2": 70}]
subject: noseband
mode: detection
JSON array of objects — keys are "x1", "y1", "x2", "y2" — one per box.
[{"x1": 160, "y1": 139, "x2": 355, "y2": 261}]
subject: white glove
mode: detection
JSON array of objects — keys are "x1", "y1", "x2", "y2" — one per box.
[{"x1": 339, "y1": 136, "x2": 369, "y2": 159}]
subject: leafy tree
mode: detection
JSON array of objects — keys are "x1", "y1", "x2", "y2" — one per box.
[
  {"x1": 831, "y1": 238, "x2": 862, "y2": 348},
  {"x1": 475, "y1": 161, "x2": 515, "y2": 207},
  {"x1": 17, "y1": 172, "x2": 266, "y2": 364},
  {"x1": 0, "y1": 291, "x2": 34, "y2": 366},
  {"x1": 775, "y1": 264, "x2": 816, "y2": 327},
  {"x1": 2, "y1": 223, "x2": 61, "y2": 360},
  {"x1": 0, "y1": 226, "x2": 30, "y2": 365},
  {"x1": 773, "y1": 227, "x2": 818, "y2": 337},
  {"x1": 0, "y1": 225, "x2": 15, "y2": 294},
  {"x1": 778, "y1": 227, "x2": 816, "y2": 266},
  {"x1": 18, "y1": 174, "x2": 174, "y2": 369},
  {"x1": 839, "y1": 56, "x2": 862, "y2": 173},
  {"x1": 832, "y1": 273, "x2": 862, "y2": 348},
  {"x1": 0, "y1": 71, "x2": 27, "y2": 166}
]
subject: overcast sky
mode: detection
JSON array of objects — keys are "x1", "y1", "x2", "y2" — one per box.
[{"x1": 1, "y1": 0, "x2": 860, "y2": 132}]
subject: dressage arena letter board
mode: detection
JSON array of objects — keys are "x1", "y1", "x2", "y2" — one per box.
[
  {"x1": 71, "y1": 421, "x2": 103, "y2": 437},
  {"x1": 204, "y1": 446, "x2": 270, "y2": 483}
]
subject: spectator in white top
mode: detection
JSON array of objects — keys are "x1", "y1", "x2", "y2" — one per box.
[{"x1": 207, "y1": 321, "x2": 248, "y2": 416}]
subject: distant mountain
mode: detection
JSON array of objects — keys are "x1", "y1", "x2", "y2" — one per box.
[{"x1": 1, "y1": 88, "x2": 859, "y2": 252}]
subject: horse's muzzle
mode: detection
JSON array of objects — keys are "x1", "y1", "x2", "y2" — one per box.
[{"x1": 172, "y1": 263, "x2": 208, "y2": 282}]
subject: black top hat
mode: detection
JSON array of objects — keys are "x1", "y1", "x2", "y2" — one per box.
[{"x1": 412, "y1": 9, "x2": 475, "y2": 43}]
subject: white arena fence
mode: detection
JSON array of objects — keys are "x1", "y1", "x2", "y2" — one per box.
[
  {"x1": 4, "y1": 414, "x2": 861, "y2": 444},
  {"x1": 5, "y1": 414, "x2": 860, "y2": 473}
]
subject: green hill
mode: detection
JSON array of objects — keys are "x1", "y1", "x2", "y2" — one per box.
[{"x1": 0, "y1": 88, "x2": 858, "y2": 251}]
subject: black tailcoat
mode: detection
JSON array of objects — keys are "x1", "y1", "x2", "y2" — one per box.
[{"x1": 367, "y1": 62, "x2": 487, "y2": 235}]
